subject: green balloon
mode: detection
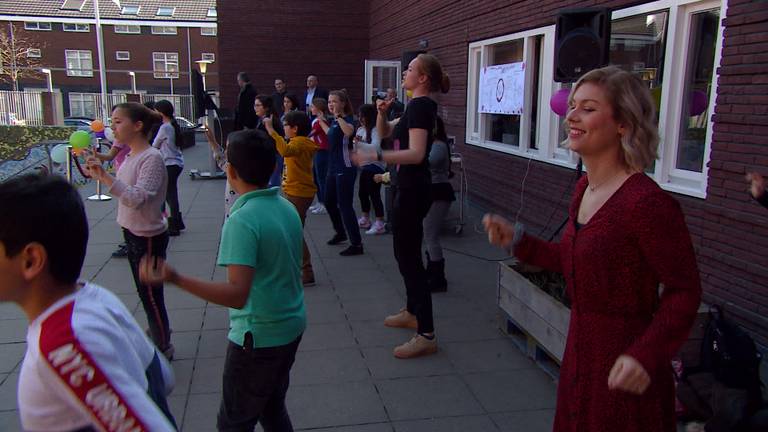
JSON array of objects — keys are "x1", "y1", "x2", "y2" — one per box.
[
  {"x1": 50, "y1": 144, "x2": 70, "y2": 164},
  {"x1": 69, "y1": 130, "x2": 91, "y2": 149}
]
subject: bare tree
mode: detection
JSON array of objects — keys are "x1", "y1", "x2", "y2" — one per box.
[{"x1": 0, "y1": 23, "x2": 46, "y2": 91}]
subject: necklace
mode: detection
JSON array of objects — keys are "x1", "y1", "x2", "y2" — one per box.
[{"x1": 588, "y1": 171, "x2": 623, "y2": 192}]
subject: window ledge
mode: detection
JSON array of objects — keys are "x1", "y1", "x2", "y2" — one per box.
[{"x1": 466, "y1": 138, "x2": 577, "y2": 170}]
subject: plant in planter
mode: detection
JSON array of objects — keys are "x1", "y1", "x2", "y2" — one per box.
[{"x1": 512, "y1": 262, "x2": 571, "y2": 308}]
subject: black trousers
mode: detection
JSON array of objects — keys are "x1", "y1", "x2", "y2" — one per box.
[
  {"x1": 391, "y1": 186, "x2": 434, "y2": 334},
  {"x1": 217, "y1": 333, "x2": 302, "y2": 432},
  {"x1": 123, "y1": 229, "x2": 171, "y2": 350},
  {"x1": 358, "y1": 168, "x2": 385, "y2": 218},
  {"x1": 165, "y1": 165, "x2": 183, "y2": 224}
]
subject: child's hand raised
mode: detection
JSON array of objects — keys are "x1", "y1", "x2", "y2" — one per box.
[
  {"x1": 262, "y1": 116, "x2": 274, "y2": 133},
  {"x1": 139, "y1": 255, "x2": 177, "y2": 285}
]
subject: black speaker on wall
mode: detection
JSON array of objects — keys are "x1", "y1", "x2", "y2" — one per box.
[
  {"x1": 402, "y1": 50, "x2": 426, "y2": 71},
  {"x1": 554, "y1": 8, "x2": 612, "y2": 83}
]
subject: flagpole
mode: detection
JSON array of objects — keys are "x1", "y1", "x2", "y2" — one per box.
[{"x1": 94, "y1": 0, "x2": 109, "y2": 121}]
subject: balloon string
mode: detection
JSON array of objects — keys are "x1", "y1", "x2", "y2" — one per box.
[{"x1": 71, "y1": 152, "x2": 92, "y2": 179}]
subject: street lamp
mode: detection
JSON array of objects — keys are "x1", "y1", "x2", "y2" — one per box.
[
  {"x1": 128, "y1": 71, "x2": 136, "y2": 94},
  {"x1": 41, "y1": 68, "x2": 52, "y2": 92},
  {"x1": 195, "y1": 59, "x2": 212, "y2": 91}
]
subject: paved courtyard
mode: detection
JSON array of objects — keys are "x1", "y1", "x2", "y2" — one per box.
[{"x1": 0, "y1": 139, "x2": 557, "y2": 431}]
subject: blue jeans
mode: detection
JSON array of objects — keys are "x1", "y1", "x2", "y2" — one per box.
[
  {"x1": 313, "y1": 150, "x2": 329, "y2": 203},
  {"x1": 325, "y1": 167, "x2": 361, "y2": 246},
  {"x1": 269, "y1": 154, "x2": 284, "y2": 188}
]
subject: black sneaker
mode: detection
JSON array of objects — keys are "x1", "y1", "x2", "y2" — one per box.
[
  {"x1": 112, "y1": 244, "x2": 128, "y2": 258},
  {"x1": 339, "y1": 244, "x2": 364, "y2": 256},
  {"x1": 168, "y1": 227, "x2": 180, "y2": 237},
  {"x1": 327, "y1": 233, "x2": 348, "y2": 245}
]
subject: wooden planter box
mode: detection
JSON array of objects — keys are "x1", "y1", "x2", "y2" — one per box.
[{"x1": 498, "y1": 263, "x2": 570, "y2": 365}]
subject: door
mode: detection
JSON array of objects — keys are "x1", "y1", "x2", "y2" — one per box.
[{"x1": 364, "y1": 60, "x2": 402, "y2": 105}]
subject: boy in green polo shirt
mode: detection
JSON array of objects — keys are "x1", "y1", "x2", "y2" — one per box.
[{"x1": 139, "y1": 129, "x2": 306, "y2": 431}]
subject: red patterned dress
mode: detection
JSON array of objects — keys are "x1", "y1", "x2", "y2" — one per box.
[{"x1": 514, "y1": 173, "x2": 702, "y2": 432}]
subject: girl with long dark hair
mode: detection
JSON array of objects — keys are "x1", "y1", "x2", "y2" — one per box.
[
  {"x1": 152, "y1": 100, "x2": 185, "y2": 236},
  {"x1": 354, "y1": 103, "x2": 386, "y2": 235},
  {"x1": 255, "y1": 95, "x2": 285, "y2": 188}
]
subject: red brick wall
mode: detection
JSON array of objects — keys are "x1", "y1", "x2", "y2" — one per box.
[
  {"x1": 369, "y1": 0, "x2": 768, "y2": 346},
  {"x1": 217, "y1": 1, "x2": 369, "y2": 112}
]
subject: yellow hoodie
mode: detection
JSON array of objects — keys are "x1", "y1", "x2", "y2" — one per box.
[{"x1": 269, "y1": 131, "x2": 318, "y2": 198}]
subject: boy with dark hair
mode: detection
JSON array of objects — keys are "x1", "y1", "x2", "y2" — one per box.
[
  {"x1": 140, "y1": 129, "x2": 306, "y2": 431},
  {"x1": 0, "y1": 174, "x2": 176, "y2": 432},
  {"x1": 264, "y1": 110, "x2": 318, "y2": 286}
]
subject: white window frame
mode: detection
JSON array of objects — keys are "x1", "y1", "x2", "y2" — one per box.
[
  {"x1": 153, "y1": 52, "x2": 179, "y2": 79},
  {"x1": 121, "y1": 5, "x2": 140, "y2": 15},
  {"x1": 65, "y1": 49, "x2": 93, "y2": 77},
  {"x1": 114, "y1": 24, "x2": 141, "y2": 34},
  {"x1": 201, "y1": 53, "x2": 215, "y2": 62},
  {"x1": 156, "y1": 7, "x2": 175, "y2": 17},
  {"x1": 151, "y1": 26, "x2": 177, "y2": 35},
  {"x1": 464, "y1": 0, "x2": 725, "y2": 198},
  {"x1": 63, "y1": 23, "x2": 90, "y2": 32},
  {"x1": 68, "y1": 92, "x2": 98, "y2": 118},
  {"x1": 26, "y1": 48, "x2": 41, "y2": 58},
  {"x1": 207, "y1": 8, "x2": 217, "y2": 17},
  {"x1": 200, "y1": 27, "x2": 217, "y2": 36},
  {"x1": 115, "y1": 51, "x2": 130, "y2": 61},
  {"x1": 24, "y1": 22, "x2": 52, "y2": 31}
]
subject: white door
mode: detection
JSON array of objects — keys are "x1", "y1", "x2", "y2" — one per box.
[{"x1": 364, "y1": 60, "x2": 401, "y2": 105}]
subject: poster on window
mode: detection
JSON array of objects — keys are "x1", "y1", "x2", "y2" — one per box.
[{"x1": 479, "y1": 62, "x2": 525, "y2": 115}]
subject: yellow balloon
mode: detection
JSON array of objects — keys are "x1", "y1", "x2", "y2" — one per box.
[{"x1": 406, "y1": 90, "x2": 413, "y2": 98}]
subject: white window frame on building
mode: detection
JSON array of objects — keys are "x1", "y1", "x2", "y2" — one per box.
[
  {"x1": 69, "y1": 92, "x2": 98, "y2": 118},
  {"x1": 65, "y1": 50, "x2": 93, "y2": 77},
  {"x1": 153, "y1": 52, "x2": 179, "y2": 79},
  {"x1": 26, "y1": 48, "x2": 41, "y2": 58},
  {"x1": 201, "y1": 53, "x2": 215, "y2": 62},
  {"x1": 207, "y1": 8, "x2": 217, "y2": 18},
  {"x1": 24, "y1": 22, "x2": 52, "y2": 31},
  {"x1": 156, "y1": 7, "x2": 175, "y2": 17},
  {"x1": 63, "y1": 23, "x2": 90, "y2": 32},
  {"x1": 151, "y1": 26, "x2": 178, "y2": 35},
  {"x1": 115, "y1": 51, "x2": 130, "y2": 61},
  {"x1": 114, "y1": 24, "x2": 141, "y2": 34},
  {"x1": 121, "y1": 5, "x2": 140, "y2": 15},
  {"x1": 464, "y1": 0, "x2": 725, "y2": 198},
  {"x1": 200, "y1": 27, "x2": 217, "y2": 36}
]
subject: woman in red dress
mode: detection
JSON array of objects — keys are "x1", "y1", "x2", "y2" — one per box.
[{"x1": 484, "y1": 66, "x2": 702, "y2": 432}]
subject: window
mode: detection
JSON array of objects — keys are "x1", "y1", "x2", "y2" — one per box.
[
  {"x1": 69, "y1": 93, "x2": 98, "y2": 118},
  {"x1": 121, "y1": 5, "x2": 140, "y2": 15},
  {"x1": 60, "y1": 0, "x2": 85, "y2": 10},
  {"x1": 24, "y1": 22, "x2": 52, "y2": 31},
  {"x1": 151, "y1": 26, "x2": 177, "y2": 35},
  {"x1": 201, "y1": 53, "x2": 215, "y2": 62},
  {"x1": 156, "y1": 7, "x2": 175, "y2": 17},
  {"x1": 207, "y1": 8, "x2": 217, "y2": 17},
  {"x1": 114, "y1": 24, "x2": 141, "y2": 34},
  {"x1": 63, "y1": 23, "x2": 90, "y2": 32},
  {"x1": 65, "y1": 50, "x2": 93, "y2": 77},
  {"x1": 153, "y1": 52, "x2": 179, "y2": 78},
  {"x1": 200, "y1": 27, "x2": 217, "y2": 36},
  {"x1": 26, "y1": 48, "x2": 41, "y2": 58},
  {"x1": 115, "y1": 51, "x2": 130, "y2": 61}
]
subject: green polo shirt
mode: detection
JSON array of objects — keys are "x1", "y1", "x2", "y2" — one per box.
[{"x1": 217, "y1": 187, "x2": 306, "y2": 348}]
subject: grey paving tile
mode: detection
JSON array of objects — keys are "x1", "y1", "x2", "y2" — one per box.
[
  {"x1": 292, "y1": 348, "x2": 370, "y2": 385},
  {"x1": 167, "y1": 395, "x2": 187, "y2": 429},
  {"x1": 302, "y1": 285, "x2": 340, "y2": 304},
  {"x1": 202, "y1": 306, "x2": 229, "y2": 330},
  {"x1": 350, "y1": 320, "x2": 414, "y2": 348},
  {"x1": 0, "y1": 410, "x2": 22, "y2": 432},
  {"x1": 295, "y1": 423, "x2": 394, "y2": 432},
  {"x1": 362, "y1": 346, "x2": 455, "y2": 380},
  {"x1": 306, "y1": 300, "x2": 347, "y2": 324},
  {"x1": 168, "y1": 239, "x2": 222, "y2": 253},
  {"x1": 394, "y1": 414, "x2": 500, "y2": 432},
  {"x1": 431, "y1": 295, "x2": 485, "y2": 319},
  {"x1": 376, "y1": 375, "x2": 484, "y2": 421},
  {"x1": 334, "y1": 282, "x2": 404, "y2": 302},
  {"x1": 0, "y1": 303, "x2": 25, "y2": 320},
  {"x1": 463, "y1": 370, "x2": 557, "y2": 413},
  {"x1": 0, "y1": 321, "x2": 27, "y2": 344},
  {"x1": 443, "y1": 339, "x2": 534, "y2": 373},
  {"x1": 492, "y1": 409, "x2": 555, "y2": 432},
  {"x1": 434, "y1": 316, "x2": 505, "y2": 343},
  {"x1": 165, "y1": 290, "x2": 208, "y2": 310},
  {"x1": 0, "y1": 343, "x2": 25, "y2": 374},
  {"x1": 182, "y1": 392, "x2": 220, "y2": 431},
  {"x1": 167, "y1": 308, "x2": 205, "y2": 332},
  {"x1": 287, "y1": 381, "x2": 388, "y2": 430},
  {"x1": 170, "y1": 359, "x2": 194, "y2": 397},
  {"x1": 197, "y1": 330, "x2": 228, "y2": 358},
  {"x1": 170, "y1": 331, "x2": 201, "y2": 361},
  {"x1": 93, "y1": 261, "x2": 136, "y2": 294},
  {"x1": 298, "y1": 322, "x2": 356, "y2": 352},
  {"x1": 0, "y1": 373, "x2": 19, "y2": 411},
  {"x1": 341, "y1": 298, "x2": 407, "y2": 322},
  {"x1": 190, "y1": 356, "x2": 225, "y2": 394}
]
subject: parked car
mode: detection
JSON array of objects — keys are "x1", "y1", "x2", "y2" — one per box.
[
  {"x1": 64, "y1": 117, "x2": 93, "y2": 131},
  {"x1": 0, "y1": 112, "x2": 27, "y2": 126},
  {"x1": 176, "y1": 116, "x2": 204, "y2": 132}
]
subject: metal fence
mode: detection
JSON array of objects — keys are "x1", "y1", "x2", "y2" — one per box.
[
  {"x1": 142, "y1": 94, "x2": 195, "y2": 121},
  {"x1": 0, "y1": 91, "x2": 44, "y2": 126}
]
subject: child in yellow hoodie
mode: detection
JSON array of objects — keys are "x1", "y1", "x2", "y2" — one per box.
[{"x1": 264, "y1": 111, "x2": 318, "y2": 286}]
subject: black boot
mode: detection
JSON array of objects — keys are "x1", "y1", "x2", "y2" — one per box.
[
  {"x1": 167, "y1": 217, "x2": 180, "y2": 236},
  {"x1": 426, "y1": 254, "x2": 447, "y2": 293},
  {"x1": 177, "y1": 213, "x2": 185, "y2": 231}
]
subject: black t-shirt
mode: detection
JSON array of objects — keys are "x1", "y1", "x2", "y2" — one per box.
[{"x1": 392, "y1": 96, "x2": 437, "y2": 189}]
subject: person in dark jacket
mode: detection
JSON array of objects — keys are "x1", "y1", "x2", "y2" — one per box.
[
  {"x1": 746, "y1": 172, "x2": 768, "y2": 209},
  {"x1": 272, "y1": 78, "x2": 288, "y2": 118},
  {"x1": 302, "y1": 75, "x2": 329, "y2": 113},
  {"x1": 234, "y1": 72, "x2": 258, "y2": 130}
]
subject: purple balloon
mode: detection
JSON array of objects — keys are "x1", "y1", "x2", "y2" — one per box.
[
  {"x1": 95, "y1": 130, "x2": 106, "y2": 139},
  {"x1": 689, "y1": 90, "x2": 708, "y2": 117},
  {"x1": 550, "y1": 88, "x2": 571, "y2": 117}
]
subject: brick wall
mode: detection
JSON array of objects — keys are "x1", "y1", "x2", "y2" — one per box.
[
  {"x1": 217, "y1": 1, "x2": 369, "y2": 113},
  {"x1": 369, "y1": 0, "x2": 768, "y2": 346}
]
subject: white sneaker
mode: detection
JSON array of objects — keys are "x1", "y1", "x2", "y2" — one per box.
[
  {"x1": 366, "y1": 220, "x2": 386, "y2": 235},
  {"x1": 308, "y1": 204, "x2": 319, "y2": 212},
  {"x1": 358, "y1": 216, "x2": 371, "y2": 229},
  {"x1": 311, "y1": 204, "x2": 327, "y2": 215}
]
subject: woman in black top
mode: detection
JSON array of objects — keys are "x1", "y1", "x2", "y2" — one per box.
[
  {"x1": 354, "y1": 53, "x2": 450, "y2": 359},
  {"x1": 254, "y1": 95, "x2": 285, "y2": 187}
]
